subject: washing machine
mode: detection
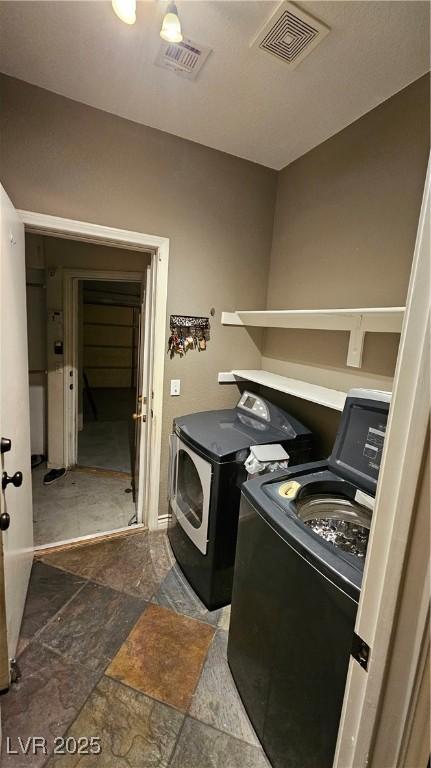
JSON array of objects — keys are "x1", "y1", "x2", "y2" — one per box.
[
  {"x1": 167, "y1": 391, "x2": 313, "y2": 609},
  {"x1": 227, "y1": 388, "x2": 391, "y2": 768}
]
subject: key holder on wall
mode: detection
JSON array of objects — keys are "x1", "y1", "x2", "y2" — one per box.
[{"x1": 168, "y1": 315, "x2": 211, "y2": 358}]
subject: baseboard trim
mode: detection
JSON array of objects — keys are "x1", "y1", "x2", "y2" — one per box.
[{"x1": 158, "y1": 514, "x2": 169, "y2": 530}]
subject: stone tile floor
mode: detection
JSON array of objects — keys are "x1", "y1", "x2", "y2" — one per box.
[{"x1": 1, "y1": 531, "x2": 269, "y2": 768}]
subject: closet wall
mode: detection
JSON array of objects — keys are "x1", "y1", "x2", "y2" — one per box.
[
  {"x1": 261, "y1": 73, "x2": 430, "y2": 453},
  {"x1": 83, "y1": 304, "x2": 139, "y2": 389},
  {"x1": 26, "y1": 267, "x2": 47, "y2": 455}
]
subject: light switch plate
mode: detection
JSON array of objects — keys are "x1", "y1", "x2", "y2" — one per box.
[{"x1": 170, "y1": 379, "x2": 181, "y2": 396}]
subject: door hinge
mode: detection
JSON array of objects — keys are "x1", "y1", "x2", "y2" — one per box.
[
  {"x1": 351, "y1": 632, "x2": 370, "y2": 671},
  {"x1": 10, "y1": 657, "x2": 22, "y2": 684}
]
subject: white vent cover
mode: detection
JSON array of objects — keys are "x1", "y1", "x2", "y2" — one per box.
[
  {"x1": 155, "y1": 38, "x2": 212, "y2": 80},
  {"x1": 252, "y1": 1, "x2": 330, "y2": 69}
]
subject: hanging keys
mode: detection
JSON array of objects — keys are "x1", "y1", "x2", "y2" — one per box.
[
  {"x1": 185, "y1": 335, "x2": 194, "y2": 352},
  {"x1": 168, "y1": 316, "x2": 210, "y2": 357},
  {"x1": 199, "y1": 332, "x2": 206, "y2": 351}
]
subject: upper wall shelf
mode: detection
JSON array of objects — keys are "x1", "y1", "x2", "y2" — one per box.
[
  {"x1": 218, "y1": 369, "x2": 347, "y2": 411},
  {"x1": 221, "y1": 307, "x2": 405, "y2": 368}
]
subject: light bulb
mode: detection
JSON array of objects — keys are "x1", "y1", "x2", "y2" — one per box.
[
  {"x1": 112, "y1": 0, "x2": 136, "y2": 25},
  {"x1": 160, "y1": 3, "x2": 182, "y2": 43}
]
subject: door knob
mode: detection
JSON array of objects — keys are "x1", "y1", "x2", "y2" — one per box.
[
  {"x1": 2, "y1": 471, "x2": 23, "y2": 490},
  {"x1": 0, "y1": 512, "x2": 10, "y2": 531},
  {"x1": 132, "y1": 413, "x2": 146, "y2": 422},
  {"x1": 1, "y1": 438, "x2": 11, "y2": 454}
]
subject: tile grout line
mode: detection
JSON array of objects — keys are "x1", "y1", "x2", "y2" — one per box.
[
  {"x1": 36, "y1": 592, "x2": 150, "y2": 673},
  {"x1": 184, "y1": 628, "x2": 263, "y2": 751},
  {"x1": 150, "y1": 601, "x2": 223, "y2": 632},
  {"x1": 183, "y1": 713, "x2": 268, "y2": 755},
  {"x1": 38, "y1": 559, "x2": 173, "y2": 604},
  {"x1": 185, "y1": 623, "x2": 218, "y2": 712},
  {"x1": 106, "y1": 674, "x2": 188, "y2": 720},
  {"x1": 37, "y1": 560, "x2": 158, "y2": 602},
  {"x1": 17, "y1": 577, "x2": 89, "y2": 658},
  {"x1": 39, "y1": 655, "x2": 107, "y2": 768},
  {"x1": 167, "y1": 707, "x2": 188, "y2": 767}
]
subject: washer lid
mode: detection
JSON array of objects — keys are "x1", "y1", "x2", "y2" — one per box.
[
  {"x1": 329, "y1": 391, "x2": 390, "y2": 495},
  {"x1": 175, "y1": 409, "x2": 294, "y2": 461}
]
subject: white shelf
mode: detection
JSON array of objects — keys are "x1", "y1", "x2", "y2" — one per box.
[
  {"x1": 221, "y1": 307, "x2": 405, "y2": 367},
  {"x1": 218, "y1": 370, "x2": 347, "y2": 411}
]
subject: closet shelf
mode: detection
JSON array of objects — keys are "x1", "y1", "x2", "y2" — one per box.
[
  {"x1": 221, "y1": 307, "x2": 405, "y2": 367},
  {"x1": 218, "y1": 370, "x2": 347, "y2": 412}
]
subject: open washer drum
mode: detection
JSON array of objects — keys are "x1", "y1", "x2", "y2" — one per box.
[{"x1": 278, "y1": 479, "x2": 372, "y2": 559}]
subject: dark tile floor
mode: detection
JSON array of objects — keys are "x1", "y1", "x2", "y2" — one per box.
[{"x1": 1, "y1": 531, "x2": 269, "y2": 768}]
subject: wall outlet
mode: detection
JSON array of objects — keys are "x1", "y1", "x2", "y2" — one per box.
[{"x1": 170, "y1": 379, "x2": 181, "y2": 396}]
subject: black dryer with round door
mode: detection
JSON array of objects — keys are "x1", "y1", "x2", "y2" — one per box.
[{"x1": 167, "y1": 390, "x2": 313, "y2": 609}]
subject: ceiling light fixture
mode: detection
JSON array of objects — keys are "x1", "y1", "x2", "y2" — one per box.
[
  {"x1": 112, "y1": 0, "x2": 136, "y2": 25},
  {"x1": 160, "y1": 2, "x2": 183, "y2": 43}
]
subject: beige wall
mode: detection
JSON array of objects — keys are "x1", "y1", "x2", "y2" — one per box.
[
  {"x1": 262, "y1": 74, "x2": 430, "y2": 452},
  {"x1": 2, "y1": 75, "x2": 277, "y2": 511}
]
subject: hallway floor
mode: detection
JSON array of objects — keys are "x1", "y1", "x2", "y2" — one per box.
[
  {"x1": 32, "y1": 466, "x2": 134, "y2": 546},
  {"x1": 1, "y1": 531, "x2": 268, "y2": 768},
  {"x1": 78, "y1": 387, "x2": 135, "y2": 474}
]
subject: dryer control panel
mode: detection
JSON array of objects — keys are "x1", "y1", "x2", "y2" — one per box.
[
  {"x1": 236, "y1": 391, "x2": 300, "y2": 440},
  {"x1": 237, "y1": 392, "x2": 270, "y2": 422}
]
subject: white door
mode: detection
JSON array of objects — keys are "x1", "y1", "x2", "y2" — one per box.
[
  {"x1": 334, "y1": 158, "x2": 430, "y2": 767},
  {"x1": 0, "y1": 185, "x2": 33, "y2": 691},
  {"x1": 134, "y1": 264, "x2": 154, "y2": 523}
]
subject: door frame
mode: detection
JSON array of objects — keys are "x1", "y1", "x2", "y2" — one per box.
[
  {"x1": 333, "y1": 157, "x2": 430, "y2": 766},
  {"x1": 18, "y1": 210, "x2": 169, "y2": 532}
]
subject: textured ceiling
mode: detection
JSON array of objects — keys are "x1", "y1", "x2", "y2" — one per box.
[{"x1": 0, "y1": 1, "x2": 429, "y2": 169}]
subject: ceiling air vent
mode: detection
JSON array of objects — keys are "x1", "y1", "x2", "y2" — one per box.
[
  {"x1": 155, "y1": 38, "x2": 212, "y2": 80},
  {"x1": 252, "y1": 1, "x2": 330, "y2": 70}
]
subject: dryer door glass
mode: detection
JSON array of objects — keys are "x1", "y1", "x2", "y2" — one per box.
[
  {"x1": 171, "y1": 438, "x2": 212, "y2": 555},
  {"x1": 177, "y1": 450, "x2": 204, "y2": 528}
]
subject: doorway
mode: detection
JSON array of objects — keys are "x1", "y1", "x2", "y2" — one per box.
[
  {"x1": 27, "y1": 253, "x2": 150, "y2": 547},
  {"x1": 77, "y1": 279, "x2": 142, "y2": 475},
  {"x1": 20, "y1": 214, "x2": 169, "y2": 549}
]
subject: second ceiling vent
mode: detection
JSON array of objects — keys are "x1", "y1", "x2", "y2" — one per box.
[
  {"x1": 252, "y1": 1, "x2": 330, "y2": 69},
  {"x1": 155, "y1": 38, "x2": 212, "y2": 80}
]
